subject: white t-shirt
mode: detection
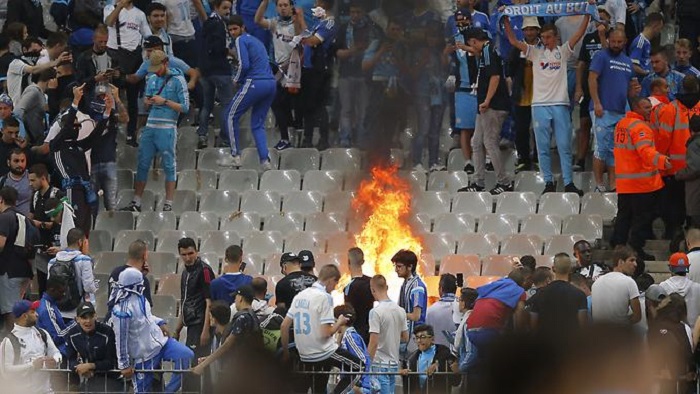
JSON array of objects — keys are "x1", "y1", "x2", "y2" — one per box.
[
  {"x1": 104, "y1": 5, "x2": 152, "y2": 51},
  {"x1": 591, "y1": 271, "x2": 639, "y2": 324},
  {"x1": 368, "y1": 299, "x2": 408, "y2": 365},
  {"x1": 526, "y1": 43, "x2": 573, "y2": 106},
  {"x1": 286, "y1": 283, "x2": 338, "y2": 362},
  {"x1": 7, "y1": 59, "x2": 29, "y2": 105},
  {"x1": 605, "y1": 0, "x2": 627, "y2": 27},
  {"x1": 268, "y1": 17, "x2": 296, "y2": 65},
  {"x1": 156, "y1": 0, "x2": 195, "y2": 37}
]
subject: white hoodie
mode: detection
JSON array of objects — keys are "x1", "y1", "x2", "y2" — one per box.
[
  {"x1": 0, "y1": 325, "x2": 62, "y2": 394},
  {"x1": 47, "y1": 249, "x2": 97, "y2": 318},
  {"x1": 659, "y1": 275, "x2": 700, "y2": 325}
]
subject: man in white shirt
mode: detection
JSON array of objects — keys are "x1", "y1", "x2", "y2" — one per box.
[
  {"x1": 686, "y1": 228, "x2": 700, "y2": 283},
  {"x1": 104, "y1": 0, "x2": 152, "y2": 147},
  {"x1": 156, "y1": 0, "x2": 199, "y2": 67},
  {"x1": 659, "y1": 252, "x2": 700, "y2": 324},
  {"x1": 426, "y1": 273, "x2": 458, "y2": 347},
  {"x1": 591, "y1": 246, "x2": 642, "y2": 325},
  {"x1": 0, "y1": 300, "x2": 62, "y2": 394},
  {"x1": 281, "y1": 265, "x2": 362, "y2": 394},
  {"x1": 6, "y1": 37, "x2": 69, "y2": 105},
  {"x1": 504, "y1": 12, "x2": 589, "y2": 196},
  {"x1": 368, "y1": 274, "x2": 408, "y2": 394},
  {"x1": 604, "y1": 0, "x2": 627, "y2": 30}
]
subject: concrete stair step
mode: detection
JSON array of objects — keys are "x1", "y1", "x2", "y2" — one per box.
[
  {"x1": 649, "y1": 272, "x2": 671, "y2": 284},
  {"x1": 645, "y1": 261, "x2": 669, "y2": 273}
]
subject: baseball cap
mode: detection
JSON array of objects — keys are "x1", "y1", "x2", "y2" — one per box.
[
  {"x1": 645, "y1": 284, "x2": 668, "y2": 302},
  {"x1": 76, "y1": 301, "x2": 96, "y2": 317},
  {"x1": 669, "y1": 252, "x2": 691, "y2": 273},
  {"x1": 280, "y1": 252, "x2": 300, "y2": 266},
  {"x1": 12, "y1": 300, "x2": 40, "y2": 318},
  {"x1": 147, "y1": 50, "x2": 168, "y2": 73},
  {"x1": 233, "y1": 285, "x2": 255, "y2": 303},
  {"x1": 521, "y1": 16, "x2": 541, "y2": 29},
  {"x1": 0, "y1": 93, "x2": 13, "y2": 107},
  {"x1": 298, "y1": 250, "x2": 315, "y2": 269},
  {"x1": 143, "y1": 35, "x2": 164, "y2": 49}
]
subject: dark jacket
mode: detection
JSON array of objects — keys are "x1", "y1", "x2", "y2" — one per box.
[
  {"x1": 6, "y1": 0, "x2": 48, "y2": 39},
  {"x1": 49, "y1": 106, "x2": 107, "y2": 181},
  {"x1": 506, "y1": 45, "x2": 529, "y2": 105},
  {"x1": 200, "y1": 13, "x2": 231, "y2": 76},
  {"x1": 181, "y1": 258, "x2": 215, "y2": 327},
  {"x1": 74, "y1": 48, "x2": 116, "y2": 94},
  {"x1": 405, "y1": 344, "x2": 460, "y2": 394},
  {"x1": 335, "y1": 17, "x2": 374, "y2": 78},
  {"x1": 65, "y1": 321, "x2": 118, "y2": 376},
  {"x1": 677, "y1": 133, "x2": 700, "y2": 216}
]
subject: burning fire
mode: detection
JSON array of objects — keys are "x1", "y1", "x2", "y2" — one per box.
[{"x1": 337, "y1": 165, "x2": 424, "y2": 293}]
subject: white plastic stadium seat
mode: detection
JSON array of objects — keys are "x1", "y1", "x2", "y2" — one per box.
[
  {"x1": 280, "y1": 148, "x2": 320, "y2": 172},
  {"x1": 241, "y1": 148, "x2": 280, "y2": 170},
  {"x1": 156, "y1": 230, "x2": 197, "y2": 252},
  {"x1": 156, "y1": 190, "x2": 197, "y2": 216},
  {"x1": 421, "y1": 233, "x2": 457, "y2": 260},
  {"x1": 284, "y1": 231, "x2": 325, "y2": 255},
  {"x1": 116, "y1": 190, "x2": 158, "y2": 211},
  {"x1": 477, "y1": 214, "x2": 518, "y2": 236},
  {"x1": 323, "y1": 191, "x2": 356, "y2": 214},
  {"x1": 326, "y1": 232, "x2": 356, "y2": 254},
  {"x1": 544, "y1": 234, "x2": 585, "y2": 256},
  {"x1": 116, "y1": 169, "x2": 134, "y2": 190},
  {"x1": 259, "y1": 170, "x2": 302, "y2": 192},
  {"x1": 537, "y1": 192, "x2": 580, "y2": 216},
  {"x1": 152, "y1": 295, "x2": 178, "y2": 318},
  {"x1": 581, "y1": 193, "x2": 617, "y2": 223},
  {"x1": 196, "y1": 148, "x2": 230, "y2": 171},
  {"x1": 303, "y1": 170, "x2": 343, "y2": 193},
  {"x1": 147, "y1": 252, "x2": 179, "y2": 279},
  {"x1": 135, "y1": 211, "x2": 177, "y2": 234},
  {"x1": 199, "y1": 190, "x2": 240, "y2": 213},
  {"x1": 179, "y1": 211, "x2": 219, "y2": 232},
  {"x1": 262, "y1": 212, "x2": 304, "y2": 233},
  {"x1": 452, "y1": 192, "x2": 493, "y2": 216},
  {"x1": 433, "y1": 213, "x2": 476, "y2": 236},
  {"x1": 305, "y1": 212, "x2": 346, "y2": 233},
  {"x1": 519, "y1": 214, "x2": 562, "y2": 237},
  {"x1": 282, "y1": 191, "x2": 324, "y2": 214},
  {"x1": 114, "y1": 230, "x2": 155, "y2": 252},
  {"x1": 94, "y1": 252, "x2": 128, "y2": 275},
  {"x1": 410, "y1": 213, "x2": 433, "y2": 233},
  {"x1": 94, "y1": 211, "x2": 135, "y2": 235},
  {"x1": 240, "y1": 190, "x2": 282, "y2": 216},
  {"x1": 220, "y1": 211, "x2": 261, "y2": 234},
  {"x1": 176, "y1": 148, "x2": 197, "y2": 171},
  {"x1": 481, "y1": 255, "x2": 519, "y2": 277},
  {"x1": 89, "y1": 230, "x2": 113, "y2": 253},
  {"x1": 218, "y1": 169, "x2": 259, "y2": 192},
  {"x1": 457, "y1": 233, "x2": 500, "y2": 256},
  {"x1": 199, "y1": 230, "x2": 242, "y2": 255},
  {"x1": 439, "y1": 254, "x2": 481, "y2": 276},
  {"x1": 573, "y1": 172, "x2": 596, "y2": 194},
  {"x1": 427, "y1": 171, "x2": 469, "y2": 193},
  {"x1": 514, "y1": 171, "x2": 547, "y2": 193},
  {"x1": 177, "y1": 169, "x2": 218, "y2": 192},
  {"x1": 243, "y1": 231, "x2": 284, "y2": 255},
  {"x1": 500, "y1": 234, "x2": 544, "y2": 255},
  {"x1": 116, "y1": 145, "x2": 138, "y2": 170},
  {"x1": 495, "y1": 192, "x2": 537, "y2": 219},
  {"x1": 412, "y1": 191, "x2": 451, "y2": 217},
  {"x1": 401, "y1": 171, "x2": 427, "y2": 192},
  {"x1": 562, "y1": 214, "x2": 603, "y2": 241},
  {"x1": 320, "y1": 148, "x2": 362, "y2": 171},
  {"x1": 446, "y1": 149, "x2": 466, "y2": 172}
]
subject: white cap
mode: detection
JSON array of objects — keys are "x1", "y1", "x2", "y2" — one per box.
[{"x1": 522, "y1": 16, "x2": 541, "y2": 29}]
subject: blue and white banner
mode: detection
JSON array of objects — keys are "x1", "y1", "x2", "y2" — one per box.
[{"x1": 498, "y1": 1, "x2": 600, "y2": 23}]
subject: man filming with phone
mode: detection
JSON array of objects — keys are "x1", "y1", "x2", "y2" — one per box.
[{"x1": 75, "y1": 25, "x2": 121, "y2": 105}]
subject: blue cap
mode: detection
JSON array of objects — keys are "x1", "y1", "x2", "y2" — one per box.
[{"x1": 12, "y1": 300, "x2": 39, "y2": 318}]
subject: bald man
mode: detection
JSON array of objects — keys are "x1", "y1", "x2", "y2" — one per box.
[{"x1": 686, "y1": 229, "x2": 700, "y2": 283}]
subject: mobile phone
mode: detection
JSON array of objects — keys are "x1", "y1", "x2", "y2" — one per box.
[
  {"x1": 240, "y1": 261, "x2": 246, "y2": 272},
  {"x1": 456, "y1": 273, "x2": 464, "y2": 288}
]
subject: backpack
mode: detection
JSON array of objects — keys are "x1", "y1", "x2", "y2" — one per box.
[
  {"x1": 4, "y1": 210, "x2": 39, "y2": 261},
  {"x1": 49, "y1": 256, "x2": 82, "y2": 311},
  {"x1": 6, "y1": 327, "x2": 48, "y2": 364}
]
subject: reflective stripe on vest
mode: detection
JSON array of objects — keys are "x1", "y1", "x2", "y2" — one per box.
[
  {"x1": 672, "y1": 101, "x2": 690, "y2": 131},
  {"x1": 617, "y1": 170, "x2": 660, "y2": 179}
]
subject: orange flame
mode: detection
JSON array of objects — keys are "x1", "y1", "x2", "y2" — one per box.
[{"x1": 346, "y1": 165, "x2": 423, "y2": 282}]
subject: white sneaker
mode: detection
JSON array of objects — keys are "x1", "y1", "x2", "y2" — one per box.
[
  {"x1": 261, "y1": 159, "x2": 274, "y2": 172},
  {"x1": 217, "y1": 155, "x2": 241, "y2": 167},
  {"x1": 429, "y1": 164, "x2": 446, "y2": 172},
  {"x1": 413, "y1": 164, "x2": 427, "y2": 173},
  {"x1": 594, "y1": 185, "x2": 607, "y2": 193}
]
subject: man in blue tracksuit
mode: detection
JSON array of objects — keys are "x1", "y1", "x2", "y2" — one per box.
[
  {"x1": 120, "y1": 50, "x2": 189, "y2": 213},
  {"x1": 217, "y1": 15, "x2": 276, "y2": 170},
  {"x1": 36, "y1": 276, "x2": 76, "y2": 357}
]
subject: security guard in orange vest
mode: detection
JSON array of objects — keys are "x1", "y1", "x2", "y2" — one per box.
[
  {"x1": 612, "y1": 97, "x2": 672, "y2": 261},
  {"x1": 653, "y1": 75, "x2": 699, "y2": 241}
]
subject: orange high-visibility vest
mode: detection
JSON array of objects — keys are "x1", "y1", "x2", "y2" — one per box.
[
  {"x1": 653, "y1": 100, "x2": 696, "y2": 175},
  {"x1": 614, "y1": 112, "x2": 667, "y2": 194}
]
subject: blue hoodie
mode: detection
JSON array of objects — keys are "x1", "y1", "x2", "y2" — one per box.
[
  {"x1": 144, "y1": 68, "x2": 190, "y2": 130},
  {"x1": 36, "y1": 292, "x2": 77, "y2": 356}
]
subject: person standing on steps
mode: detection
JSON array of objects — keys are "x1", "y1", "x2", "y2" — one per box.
[{"x1": 217, "y1": 16, "x2": 276, "y2": 172}]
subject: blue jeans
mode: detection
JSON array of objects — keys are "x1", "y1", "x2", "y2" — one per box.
[
  {"x1": 91, "y1": 162, "x2": 117, "y2": 211},
  {"x1": 224, "y1": 78, "x2": 276, "y2": 161},
  {"x1": 199, "y1": 75, "x2": 235, "y2": 137},
  {"x1": 338, "y1": 76, "x2": 368, "y2": 146},
  {"x1": 532, "y1": 105, "x2": 574, "y2": 184},
  {"x1": 133, "y1": 338, "x2": 194, "y2": 393},
  {"x1": 371, "y1": 363, "x2": 398, "y2": 394}
]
